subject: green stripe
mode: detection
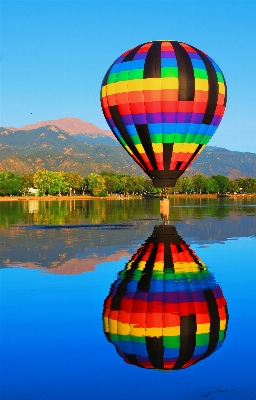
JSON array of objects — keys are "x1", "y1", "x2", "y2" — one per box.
[
  {"x1": 202, "y1": 135, "x2": 211, "y2": 144},
  {"x1": 111, "y1": 69, "x2": 144, "y2": 82},
  {"x1": 116, "y1": 70, "x2": 129, "y2": 81},
  {"x1": 163, "y1": 335, "x2": 180, "y2": 348},
  {"x1": 161, "y1": 67, "x2": 179, "y2": 78},
  {"x1": 196, "y1": 333, "x2": 210, "y2": 346},
  {"x1": 107, "y1": 73, "x2": 117, "y2": 84},
  {"x1": 128, "y1": 69, "x2": 144, "y2": 80},
  {"x1": 194, "y1": 68, "x2": 208, "y2": 79},
  {"x1": 185, "y1": 134, "x2": 211, "y2": 145},
  {"x1": 119, "y1": 137, "x2": 128, "y2": 148},
  {"x1": 163, "y1": 133, "x2": 176, "y2": 143},
  {"x1": 130, "y1": 134, "x2": 141, "y2": 145},
  {"x1": 216, "y1": 72, "x2": 224, "y2": 83},
  {"x1": 130, "y1": 335, "x2": 146, "y2": 344},
  {"x1": 219, "y1": 330, "x2": 225, "y2": 341},
  {"x1": 150, "y1": 133, "x2": 163, "y2": 144}
]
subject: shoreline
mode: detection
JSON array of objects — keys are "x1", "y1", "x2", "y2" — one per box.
[{"x1": 0, "y1": 193, "x2": 255, "y2": 202}]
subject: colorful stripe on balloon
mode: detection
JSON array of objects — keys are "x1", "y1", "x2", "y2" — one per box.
[
  {"x1": 101, "y1": 41, "x2": 226, "y2": 173},
  {"x1": 103, "y1": 226, "x2": 228, "y2": 370}
]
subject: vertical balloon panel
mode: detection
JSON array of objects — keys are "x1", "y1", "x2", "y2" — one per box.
[
  {"x1": 100, "y1": 41, "x2": 227, "y2": 187},
  {"x1": 103, "y1": 226, "x2": 228, "y2": 370}
]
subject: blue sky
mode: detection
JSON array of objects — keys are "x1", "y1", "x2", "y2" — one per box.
[{"x1": 1, "y1": 0, "x2": 256, "y2": 152}]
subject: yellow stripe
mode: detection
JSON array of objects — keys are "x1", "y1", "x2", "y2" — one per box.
[
  {"x1": 101, "y1": 86, "x2": 107, "y2": 98},
  {"x1": 117, "y1": 321, "x2": 131, "y2": 335},
  {"x1": 109, "y1": 318, "x2": 118, "y2": 334},
  {"x1": 107, "y1": 322, "x2": 182, "y2": 338},
  {"x1": 173, "y1": 143, "x2": 199, "y2": 153},
  {"x1": 137, "y1": 261, "x2": 146, "y2": 270},
  {"x1": 145, "y1": 327, "x2": 163, "y2": 337},
  {"x1": 127, "y1": 79, "x2": 145, "y2": 92},
  {"x1": 130, "y1": 325, "x2": 145, "y2": 336},
  {"x1": 198, "y1": 145, "x2": 206, "y2": 154},
  {"x1": 163, "y1": 326, "x2": 180, "y2": 336},
  {"x1": 153, "y1": 262, "x2": 164, "y2": 271},
  {"x1": 126, "y1": 261, "x2": 133, "y2": 270},
  {"x1": 135, "y1": 144, "x2": 146, "y2": 153},
  {"x1": 103, "y1": 317, "x2": 110, "y2": 332},
  {"x1": 101, "y1": 77, "x2": 179, "y2": 97},
  {"x1": 124, "y1": 145, "x2": 133, "y2": 155},
  {"x1": 174, "y1": 264, "x2": 205, "y2": 273},
  {"x1": 195, "y1": 78, "x2": 209, "y2": 91},
  {"x1": 220, "y1": 319, "x2": 226, "y2": 330},
  {"x1": 152, "y1": 143, "x2": 163, "y2": 153},
  {"x1": 197, "y1": 323, "x2": 210, "y2": 334},
  {"x1": 218, "y1": 82, "x2": 225, "y2": 94},
  {"x1": 160, "y1": 77, "x2": 179, "y2": 90}
]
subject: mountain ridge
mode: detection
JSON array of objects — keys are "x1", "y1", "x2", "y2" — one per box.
[{"x1": 1, "y1": 118, "x2": 255, "y2": 178}]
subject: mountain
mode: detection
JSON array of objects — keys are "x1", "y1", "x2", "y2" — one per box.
[
  {"x1": 10, "y1": 117, "x2": 112, "y2": 137},
  {"x1": 1, "y1": 118, "x2": 256, "y2": 178},
  {"x1": 0, "y1": 125, "x2": 141, "y2": 175},
  {"x1": 8, "y1": 117, "x2": 118, "y2": 146},
  {"x1": 186, "y1": 146, "x2": 256, "y2": 179}
]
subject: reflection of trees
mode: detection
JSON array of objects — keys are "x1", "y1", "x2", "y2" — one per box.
[{"x1": 0, "y1": 198, "x2": 256, "y2": 229}]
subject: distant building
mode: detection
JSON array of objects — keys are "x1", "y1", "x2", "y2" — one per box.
[{"x1": 28, "y1": 187, "x2": 39, "y2": 195}]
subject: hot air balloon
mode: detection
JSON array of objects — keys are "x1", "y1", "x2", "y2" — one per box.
[
  {"x1": 103, "y1": 225, "x2": 228, "y2": 370},
  {"x1": 100, "y1": 41, "x2": 227, "y2": 187}
]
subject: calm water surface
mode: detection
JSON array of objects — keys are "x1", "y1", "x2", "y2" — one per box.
[{"x1": 0, "y1": 198, "x2": 256, "y2": 400}]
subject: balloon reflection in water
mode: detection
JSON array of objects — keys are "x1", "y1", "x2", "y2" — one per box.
[{"x1": 103, "y1": 226, "x2": 228, "y2": 370}]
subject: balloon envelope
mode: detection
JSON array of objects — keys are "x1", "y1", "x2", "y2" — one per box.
[
  {"x1": 100, "y1": 41, "x2": 227, "y2": 187},
  {"x1": 103, "y1": 225, "x2": 228, "y2": 370}
]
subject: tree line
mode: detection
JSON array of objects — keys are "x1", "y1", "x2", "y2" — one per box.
[{"x1": 0, "y1": 170, "x2": 256, "y2": 196}]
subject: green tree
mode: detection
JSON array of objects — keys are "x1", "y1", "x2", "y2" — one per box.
[
  {"x1": 0, "y1": 172, "x2": 23, "y2": 196},
  {"x1": 34, "y1": 170, "x2": 67, "y2": 195},
  {"x1": 20, "y1": 173, "x2": 34, "y2": 193},
  {"x1": 243, "y1": 178, "x2": 256, "y2": 193},
  {"x1": 62, "y1": 172, "x2": 84, "y2": 195},
  {"x1": 212, "y1": 175, "x2": 229, "y2": 193},
  {"x1": 101, "y1": 171, "x2": 119, "y2": 194},
  {"x1": 192, "y1": 174, "x2": 208, "y2": 194},
  {"x1": 87, "y1": 173, "x2": 106, "y2": 196},
  {"x1": 181, "y1": 177, "x2": 194, "y2": 193},
  {"x1": 227, "y1": 179, "x2": 239, "y2": 193}
]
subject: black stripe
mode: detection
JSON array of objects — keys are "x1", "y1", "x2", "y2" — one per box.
[
  {"x1": 145, "y1": 336, "x2": 164, "y2": 369},
  {"x1": 135, "y1": 124, "x2": 157, "y2": 170},
  {"x1": 102, "y1": 64, "x2": 114, "y2": 87},
  {"x1": 223, "y1": 305, "x2": 229, "y2": 339},
  {"x1": 137, "y1": 243, "x2": 158, "y2": 292},
  {"x1": 108, "y1": 105, "x2": 148, "y2": 170},
  {"x1": 164, "y1": 236, "x2": 174, "y2": 270},
  {"x1": 223, "y1": 74, "x2": 227, "y2": 106},
  {"x1": 183, "y1": 144, "x2": 203, "y2": 170},
  {"x1": 163, "y1": 143, "x2": 173, "y2": 171},
  {"x1": 122, "y1": 44, "x2": 144, "y2": 62},
  {"x1": 175, "y1": 161, "x2": 183, "y2": 170},
  {"x1": 124, "y1": 352, "x2": 143, "y2": 368},
  {"x1": 172, "y1": 41, "x2": 195, "y2": 101},
  {"x1": 203, "y1": 289, "x2": 220, "y2": 357},
  {"x1": 143, "y1": 41, "x2": 162, "y2": 79},
  {"x1": 191, "y1": 46, "x2": 219, "y2": 125},
  {"x1": 173, "y1": 314, "x2": 197, "y2": 369},
  {"x1": 110, "y1": 245, "x2": 149, "y2": 310}
]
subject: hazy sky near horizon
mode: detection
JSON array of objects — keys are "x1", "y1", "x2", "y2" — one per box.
[{"x1": 1, "y1": 0, "x2": 256, "y2": 152}]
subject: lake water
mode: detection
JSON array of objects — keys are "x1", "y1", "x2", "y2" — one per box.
[{"x1": 1, "y1": 197, "x2": 256, "y2": 400}]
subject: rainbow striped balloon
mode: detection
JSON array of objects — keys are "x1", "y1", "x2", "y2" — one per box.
[
  {"x1": 103, "y1": 226, "x2": 228, "y2": 370},
  {"x1": 100, "y1": 41, "x2": 227, "y2": 187}
]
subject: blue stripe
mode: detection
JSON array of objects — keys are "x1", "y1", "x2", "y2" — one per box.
[
  {"x1": 190, "y1": 59, "x2": 206, "y2": 69},
  {"x1": 161, "y1": 58, "x2": 178, "y2": 68}
]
